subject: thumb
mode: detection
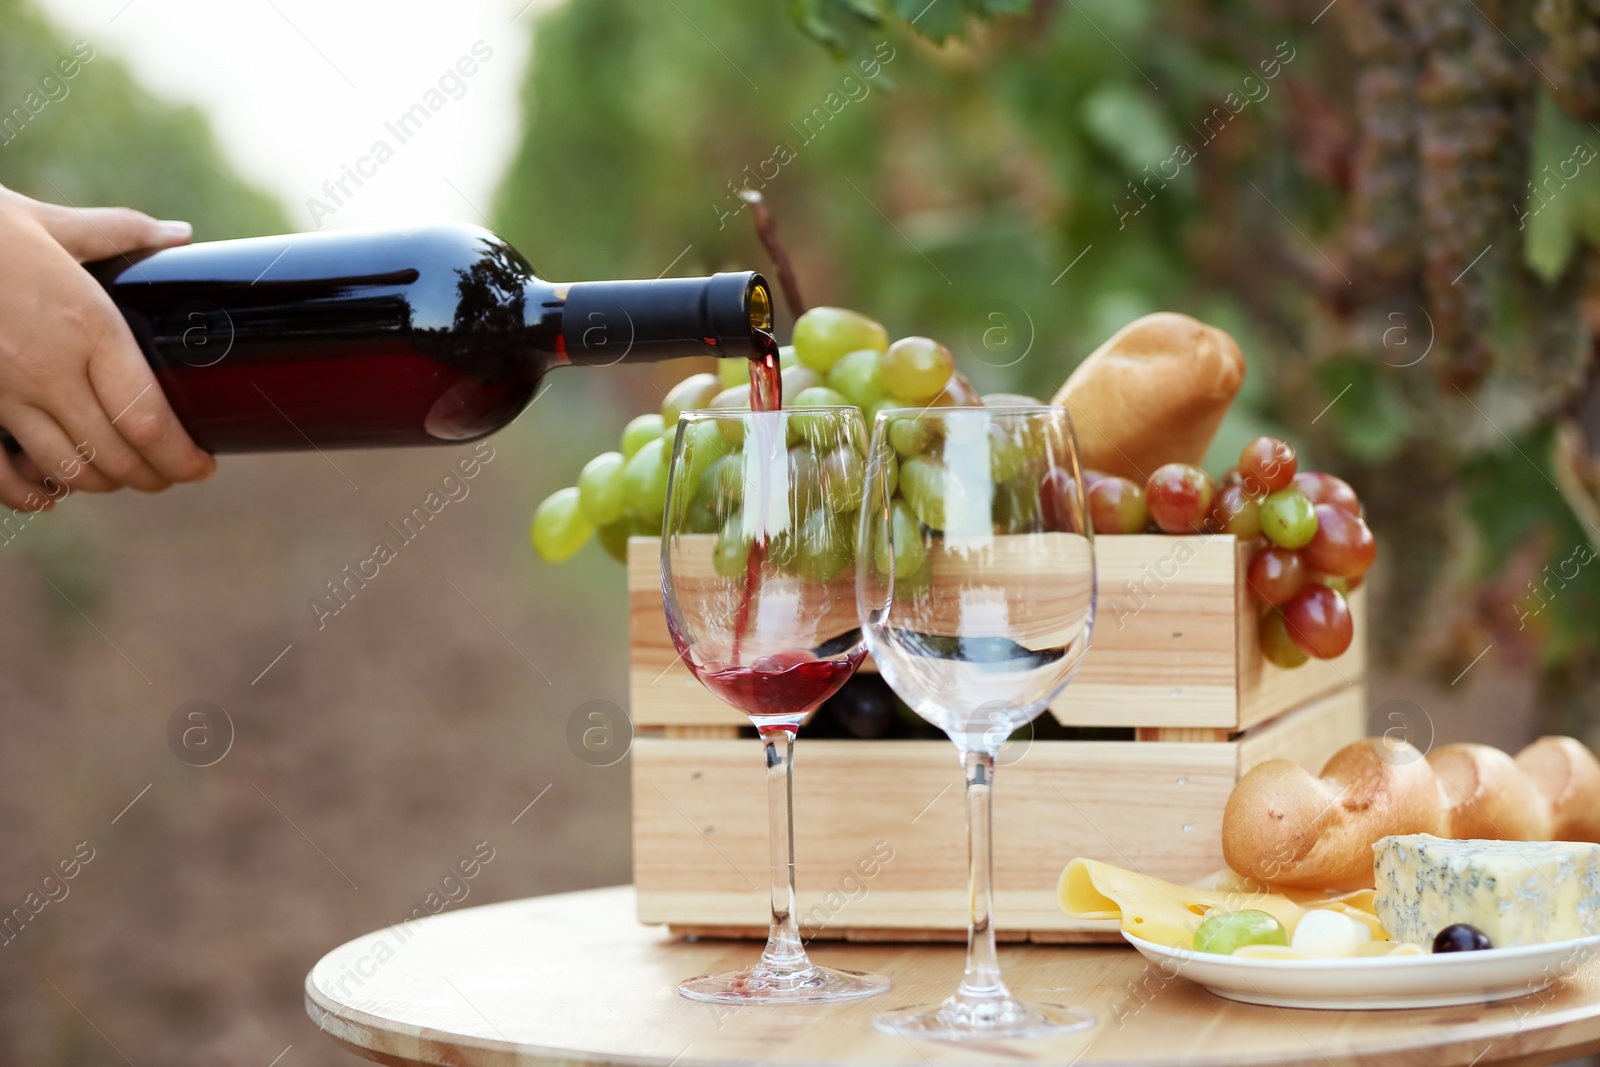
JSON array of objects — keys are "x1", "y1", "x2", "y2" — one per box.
[{"x1": 36, "y1": 203, "x2": 192, "y2": 262}]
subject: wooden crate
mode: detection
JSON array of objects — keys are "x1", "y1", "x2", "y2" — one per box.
[
  {"x1": 629, "y1": 534, "x2": 1366, "y2": 733},
  {"x1": 627, "y1": 534, "x2": 1368, "y2": 940},
  {"x1": 633, "y1": 687, "x2": 1365, "y2": 941}
]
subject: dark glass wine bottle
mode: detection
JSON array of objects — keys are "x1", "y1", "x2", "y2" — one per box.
[{"x1": 66, "y1": 223, "x2": 771, "y2": 452}]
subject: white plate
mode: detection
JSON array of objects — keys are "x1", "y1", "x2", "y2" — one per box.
[{"x1": 1123, "y1": 931, "x2": 1600, "y2": 1010}]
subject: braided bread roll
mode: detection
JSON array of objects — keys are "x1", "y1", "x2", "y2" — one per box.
[{"x1": 1223, "y1": 735, "x2": 1600, "y2": 890}]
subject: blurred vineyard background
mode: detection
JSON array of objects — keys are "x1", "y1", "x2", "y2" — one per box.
[{"x1": 2, "y1": 0, "x2": 1600, "y2": 1063}]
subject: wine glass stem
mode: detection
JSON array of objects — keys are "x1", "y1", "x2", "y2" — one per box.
[
  {"x1": 958, "y1": 748, "x2": 1007, "y2": 1002},
  {"x1": 759, "y1": 726, "x2": 808, "y2": 974}
]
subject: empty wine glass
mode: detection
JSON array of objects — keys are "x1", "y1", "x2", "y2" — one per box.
[
  {"x1": 856, "y1": 405, "x2": 1097, "y2": 1039},
  {"x1": 662, "y1": 405, "x2": 890, "y2": 1004}
]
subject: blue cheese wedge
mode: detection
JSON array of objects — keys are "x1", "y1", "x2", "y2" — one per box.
[{"x1": 1373, "y1": 834, "x2": 1600, "y2": 948}]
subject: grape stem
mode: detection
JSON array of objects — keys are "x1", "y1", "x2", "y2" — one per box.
[{"x1": 739, "y1": 189, "x2": 807, "y2": 319}]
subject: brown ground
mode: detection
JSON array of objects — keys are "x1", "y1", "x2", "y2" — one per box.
[{"x1": 0, "y1": 369, "x2": 642, "y2": 1066}]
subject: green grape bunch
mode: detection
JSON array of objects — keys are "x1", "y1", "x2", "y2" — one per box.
[{"x1": 531, "y1": 305, "x2": 993, "y2": 565}]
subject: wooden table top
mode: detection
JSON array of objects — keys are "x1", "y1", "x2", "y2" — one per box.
[{"x1": 305, "y1": 886, "x2": 1600, "y2": 1067}]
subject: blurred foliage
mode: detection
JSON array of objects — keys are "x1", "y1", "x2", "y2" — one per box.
[
  {"x1": 0, "y1": 0, "x2": 285, "y2": 238},
  {"x1": 500, "y1": 0, "x2": 1600, "y2": 731},
  {"x1": 789, "y1": 0, "x2": 1031, "y2": 49},
  {"x1": 495, "y1": 0, "x2": 1217, "y2": 404},
  {"x1": 1526, "y1": 93, "x2": 1600, "y2": 282},
  {"x1": 15, "y1": 509, "x2": 110, "y2": 636},
  {"x1": 0, "y1": 0, "x2": 286, "y2": 621}
]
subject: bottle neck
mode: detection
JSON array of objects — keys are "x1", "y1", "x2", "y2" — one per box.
[{"x1": 535, "y1": 272, "x2": 772, "y2": 369}]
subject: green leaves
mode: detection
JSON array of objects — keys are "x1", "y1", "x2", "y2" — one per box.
[
  {"x1": 1463, "y1": 429, "x2": 1562, "y2": 578},
  {"x1": 892, "y1": 0, "x2": 979, "y2": 41},
  {"x1": 788, "y1": 0, "x2": 882, "y2": 56},
  {"x1": 1079, "y1": 83, "x2": 1176, "y2": 174},
  {"x1": 891, "y1": 0, "x2": 1034, "y2": 40},
  {"x1": 1313, "y1": 357, "x2": 1410, "y2": 465},
  {"x1": 1460, "y1": 426, "x2": 1600, "y2": 669},
  {"x1": 789, "y1": 0, "x2": 1033, "y2": 50},
  {"x1": 1523, "y1": 93, "x2": 1600, "y2": 283}
]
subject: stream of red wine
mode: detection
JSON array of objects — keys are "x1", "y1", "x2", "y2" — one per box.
[
  {"x1": 693, "y1": 332, "x2": 859, "y2": 721},
  {"x1": 728, "y1": 331, "x2": 782, "y2": 666},
  {"x1": 748, "y1": 329, "x2": 783, "y2": 414}
]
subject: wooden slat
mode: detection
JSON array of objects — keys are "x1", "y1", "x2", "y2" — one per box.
[
  {"x1": 629, "y1": 541, "x2": 745, "y2": 728},
  {"x1": 1136, "y1": 727, "x2": 1233, "y2": 742},
  {"x1": 633, "y1": 534, "x2": 1089, "y2": 727},
  {"x1": 629, "y1": 535, "x2": 1368, "y2": 731},
  {"x1": 847, "y1": 926, "x2": 1029, "y2": 943},
  {"x1": 634, "y1": 735, "x2": 1241, "y2": 936},
  {"x1": 1237, "y1": 684, "x2": 1366, "y2": 775},
  {"x1": 632, "y1": 688, "x2": 1365, "y2": 937},
  {"x1": 1027, "y1": 928, "x2": 1125, "y2": 943},
  {"x1": 868, "y1": 533, "x2": 1093, "y2": 648},
  {"x1": 662, "y1": 725, "x2": 740, "y2": 739},
  {"x1": 661, "y1": 535, "x2": 862, "y2": 662},
  {"x1": 1053, "y1": 535, "x2": 1238, "y2": 726}
]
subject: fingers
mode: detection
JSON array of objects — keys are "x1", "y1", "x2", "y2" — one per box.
[
  {"x1": 87, "y1": 326, "x2": 216, "y2": 484},
  {"x1": 0, "y1": 189, "x2": 213, "y2": 493},
  {"x1": 30, "y1": 201, "x2": 191, "y2": 263},
  {"x1": 10, "y1": 451, "x2": 46, "y2": 482},
  {"x1": 0, "y1": 405, "x2": 117, "y2": 493},
  {"x1": 52, "y1": 384, "x2": 173, "y2": 493},
  {"x1": 0, "y1": 451, "x2": 55, "y2": 514}
]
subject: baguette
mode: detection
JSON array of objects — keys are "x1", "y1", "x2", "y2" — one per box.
[{"x1": 1051, "y1": 312, "x2": 1246, "y2": 481}]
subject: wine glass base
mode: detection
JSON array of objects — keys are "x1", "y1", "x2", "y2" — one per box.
[
  {"x1": 871, "y1": 998, "x2": 1095, "y2": 1041},
  {"x1": 677, "y1": 963, "x2": 890, "y2": 1005}
]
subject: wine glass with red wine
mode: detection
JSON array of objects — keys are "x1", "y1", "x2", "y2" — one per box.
[
  {"x1": 856, "y1": 406, "x2": 1097, "y2": 1039},
  {"x1": 661, "y1": 404, "x2": 889, "y2": 1004}
]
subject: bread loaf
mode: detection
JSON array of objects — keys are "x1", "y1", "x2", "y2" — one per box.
[
  {"x1": 1051, "y1": 312, "x2": 1246, "y2": 481},
  {"x1": 1431, "y1": 742, "x2": 1552, "y2": 841},
  {"x1": 1224, "y1": 735, "x2": 1600, "y2": 890},
  {"x1": 1222, "y1": 739, "x2": 1444, "y2": 891}
]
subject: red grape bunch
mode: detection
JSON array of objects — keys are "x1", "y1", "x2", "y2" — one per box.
[{"x1": 1062, "y1": 435, "x2": 1375, "y2": 668}]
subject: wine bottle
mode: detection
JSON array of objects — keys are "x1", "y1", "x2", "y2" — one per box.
[
  {"x1": 20, "y1": 223, "x2": 772, "y2": 453},
  {"x1": 821, "y1": 674, "x2": 900, "y2": 740}
]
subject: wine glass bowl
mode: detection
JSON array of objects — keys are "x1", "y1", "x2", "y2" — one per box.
[
  {"x1": 857, "y1": 405, "x2": 1097, "y2": 1039},
  {"x1": 864, "y1": 530, "x2": 1094, "y2": 742},
  {"x1": 665, "y1": 408, "x2": 868, "y2": 729},
  {"x1": 662, "y1": 406, "x2": 888, "y2": 1004}
]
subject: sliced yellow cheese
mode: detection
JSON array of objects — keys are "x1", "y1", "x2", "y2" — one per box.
[{"x1": 1058, "y1": 857, "x2": 1389, "y2": 951}]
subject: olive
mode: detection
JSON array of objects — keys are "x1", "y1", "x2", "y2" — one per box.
[{"x1": 1432, "y1": 923, "x2": 1493, "y2": 953}]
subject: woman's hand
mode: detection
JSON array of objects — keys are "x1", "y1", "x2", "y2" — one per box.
[{"x1": 0, "y1": 186, "x2": 215, "y2": 512}]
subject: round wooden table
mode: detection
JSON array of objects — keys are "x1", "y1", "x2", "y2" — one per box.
[{"x1": 306, "y1": 886, "x2": 1600, "y2": 1066}]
